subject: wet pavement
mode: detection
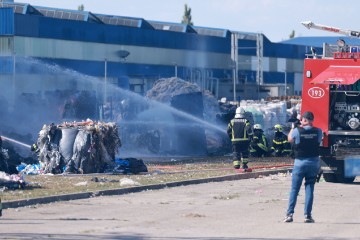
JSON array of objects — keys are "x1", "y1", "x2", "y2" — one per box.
[{"x1": 1, "y1": 174, "x2": 360, "y2": 239}]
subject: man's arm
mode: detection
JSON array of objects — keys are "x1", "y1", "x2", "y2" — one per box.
[
  {"x1": 288, "y1": 128, "x2": 294, "y2": 143},
  {"x1": 318, "y1": 128, "x2": 323, "y2": 144}
]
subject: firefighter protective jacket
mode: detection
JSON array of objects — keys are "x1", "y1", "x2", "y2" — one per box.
[
  {"x1": 227, "y1": 118, "x2": 253, "y2": 142},
  {"x1": 272, "y1": 132, "x2": 289, "y2": 150},
  {"x1": 251, "y1": 129, "x2": 269, "y2": 152}
]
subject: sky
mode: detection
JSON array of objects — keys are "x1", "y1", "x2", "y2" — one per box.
[{"x1": 20, "y1": 0, "x2": 360, "y2": 42}]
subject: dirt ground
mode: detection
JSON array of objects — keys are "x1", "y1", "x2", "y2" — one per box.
[{"x1": 1, "y1": 156, "x2": 294, "y2": 202}]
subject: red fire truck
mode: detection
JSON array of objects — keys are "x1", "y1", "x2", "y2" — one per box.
[{"x1": 301, "y1": 21, "x2": 360, "y2": 183}]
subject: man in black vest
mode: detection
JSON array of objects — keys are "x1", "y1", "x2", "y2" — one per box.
[{"x1": 283, "y1": 111, "x2": 322, "y2": 223}]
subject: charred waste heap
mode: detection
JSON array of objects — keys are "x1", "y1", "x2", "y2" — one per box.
[
  {"x1": 34, "y1": 121, "x2": 121, "y2": 174},
  {"x1": 144, "y1": 77, "x2": 220, "y2": 156}
]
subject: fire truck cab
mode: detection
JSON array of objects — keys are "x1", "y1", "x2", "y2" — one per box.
[{"x1": 302, "y1": 42, "x2": 360, "y2": 183}]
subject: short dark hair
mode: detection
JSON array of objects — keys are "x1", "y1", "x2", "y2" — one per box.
[{"x1": 302, "y1": 111, "x2": 314, "y2": 121}]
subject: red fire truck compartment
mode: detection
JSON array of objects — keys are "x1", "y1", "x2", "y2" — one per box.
[{"x1": 302, "y1": 54, "x2": 360, "y2": 183}]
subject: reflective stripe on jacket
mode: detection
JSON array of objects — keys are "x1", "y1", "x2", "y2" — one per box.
[{"x1": 227, "y1": 118, "x2": 253, "y2": 142}]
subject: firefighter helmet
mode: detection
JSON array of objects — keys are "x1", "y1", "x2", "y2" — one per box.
[
  {"x1": 235, "y1": 107, "x2": 245, "y2": 118},
  {"x1": 254, "y1": 124, "x2": 262, "y2": 130},
  {"x1": 274, "y1": 124, "x2": 283, "y2": 132}
]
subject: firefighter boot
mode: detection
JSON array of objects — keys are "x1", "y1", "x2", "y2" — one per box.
[
  {"x1": 242, "y1": 163, "x2": 249, "y2": 171},
  {"x1": 233, "y1": 160, "x2": 240, "y2": 169},
  {"x1": 241, "y1": 158, "x2": 252, "y2": 172}
]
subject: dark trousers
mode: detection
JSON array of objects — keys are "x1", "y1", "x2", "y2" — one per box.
[
  {"x1": 232, "y1": 141, "x2": 250, "y2": 164},
  {"x1": 250, "y1": 145, "x2": 268, "y2": 157}
]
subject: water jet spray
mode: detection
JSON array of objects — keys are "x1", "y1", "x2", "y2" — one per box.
[
  {"x1": 1, "y1": 136, "x2": 31, "y2": 149},
  {"x1": 1, "y1": 57, "x2": 227, "y2": 157}
]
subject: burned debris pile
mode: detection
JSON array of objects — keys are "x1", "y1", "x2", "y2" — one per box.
[
  {"x1": 146, "y1": 77, "x2": 200, "y2": 102},
  {"x1": 145, "y1": 77, "x2": 220, "y2": 156},
  {"x1": 146, "y1": 77, "x2": 220, "y2": 121},
  {"x1": 34, "y1": 121, "x2": 122, "y2": 174}
]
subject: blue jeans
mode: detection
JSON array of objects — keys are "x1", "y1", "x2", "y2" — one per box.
[{"x1": 286, "y1": 158, "x2": 320, "y2": 216}]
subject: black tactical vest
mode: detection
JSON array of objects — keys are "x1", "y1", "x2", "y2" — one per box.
[{"x1": 293, "y1": 127, "x2": 320, "y2": 159}]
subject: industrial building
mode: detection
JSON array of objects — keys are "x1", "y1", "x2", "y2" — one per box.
[
  {"x1": 0, "y1": 0, "x2": 320, "y2": 105},
  {"x1": 4, "y1": 1, "x2": 360, "y2": 157}
]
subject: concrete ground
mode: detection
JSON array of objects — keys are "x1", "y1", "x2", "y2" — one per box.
[{"x1": 1, "y1": 174, "x2": 360, "y2": 239}]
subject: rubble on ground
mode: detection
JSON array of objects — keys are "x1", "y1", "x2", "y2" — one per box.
[{"x1": 0, "y1": 171, "x2": 25, "y2": 189}]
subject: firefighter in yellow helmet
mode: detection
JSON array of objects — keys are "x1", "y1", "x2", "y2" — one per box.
[
  {"x1": 227, "y1": 107, "x2": 253, "y2": 170},
  {"x1": 271, "y1": 124, "x2": 291, "y2": 157},
  {"x1": 250, "y1": 124, "x2": 269, "y2": 157}
]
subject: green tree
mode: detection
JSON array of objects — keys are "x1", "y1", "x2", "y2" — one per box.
[
  {"x1": 78, "y1": 4, "x2": 85, "y2": 11},
  {"x1": 289, "y1": 30, "x2": 295, "y2": 39},
  {"x1": 181, "y1": 4, "x2": 193, "y2": 26}
]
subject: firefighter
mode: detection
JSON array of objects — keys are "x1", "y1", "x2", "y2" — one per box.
[
  {"x1": 271, "y1": 124, "x2": 292, "y2": 157},
  {"x1": 250, "y1": 124, "x2": 269, "y2": 157},
  {"x1": 30, "y1": 143, "x2": 40, "y2": 154},
  {"x1": 227, "y1": 107, "x2": 253, "y2": 170}
]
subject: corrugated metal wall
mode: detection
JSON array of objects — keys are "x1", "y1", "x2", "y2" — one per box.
[
  {"x1": 13, "y1": 14, "x2": 230, "y2": 54},
  {"x1": 0, "y1": 8, "x2": 14, "y2": 35}
]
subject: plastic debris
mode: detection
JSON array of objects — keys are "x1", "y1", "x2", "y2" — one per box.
[
  {"x1": 74, "y1": 181, "x2": 88, "y2": 186},
  {"x1": 0, "y1": 171, "x2": 25, "y2": 189},
  {"x1": 114, "y1": 158, "x2": 148, "y2": 174},
  {"x1": 119, "y1": 177, "x2": 141, "y2": 187}
]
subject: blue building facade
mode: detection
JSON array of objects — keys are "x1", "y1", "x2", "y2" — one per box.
[{"x1": 0, "y1": 2, "x2": 315, "y2": 104}]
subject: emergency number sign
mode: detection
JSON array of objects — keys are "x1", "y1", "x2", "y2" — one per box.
[{"x1": 308, "y1": 87, "x2": 325, "y2": 99}]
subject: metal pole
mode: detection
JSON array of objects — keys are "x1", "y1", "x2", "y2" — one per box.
[
  {"x1": 233, "y1": 67, "x2": 236, "y2": 101},
  {"x1": 12, "y1": 52, "x2": 15, "y2": 109},
  {"x1": 104, "y1": 58, "x2": 107, "y2": 106},
  {"x1": 175, "y1": 63, "x2": 178, "y2": 78},
  {"x1": 284, "y1": 71, "x2": 287, "y2": 97},
  {"x1": 231, "y1": 33, "x2": 238, "y2": 102}
]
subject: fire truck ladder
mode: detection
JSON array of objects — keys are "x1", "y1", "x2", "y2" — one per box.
[{"x1": 301, "y1": 21, "x2": 360, "y2": 38}]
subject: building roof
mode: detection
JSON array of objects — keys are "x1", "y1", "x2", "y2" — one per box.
[
  {"x1": 281, "y1": 36, "x2": 360, "y2": 47},
  {"x1": 0, "y1": 1, "x2": 268, "y2": 40}
]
